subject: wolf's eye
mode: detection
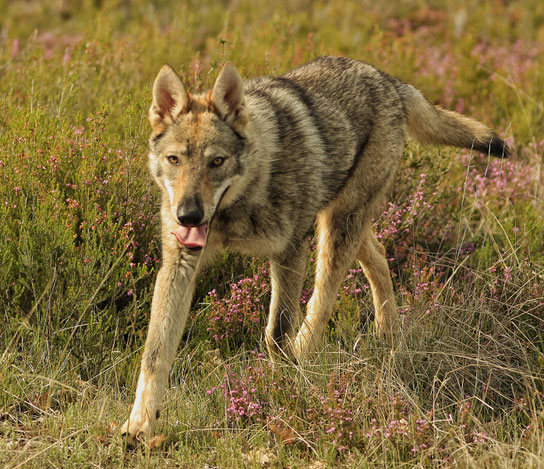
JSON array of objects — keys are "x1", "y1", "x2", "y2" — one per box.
[
  {"x1": 210, "y1": 156, "x2": 225, "y2": 167},
  {"x1": 167, "y1": 155, "x2": 179, "y2": 165}
]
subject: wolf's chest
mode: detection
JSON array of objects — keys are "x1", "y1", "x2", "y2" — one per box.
[{"x1": 212, "y1": 206, "x2": 295, "y2": 257}]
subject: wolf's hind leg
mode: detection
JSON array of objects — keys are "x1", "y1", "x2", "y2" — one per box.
[
  {"x1": 357, "y1": 225, "x2": 398, "y2": 339},
  {"x1": 265, "y1": 240, "x2": 308, "y2": 358}
]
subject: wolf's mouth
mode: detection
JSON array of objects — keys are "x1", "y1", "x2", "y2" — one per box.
[{"x1": 171, "y1": 223, "x2": 208, "y2": 248}]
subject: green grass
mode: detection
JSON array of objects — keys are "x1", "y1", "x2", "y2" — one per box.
[{"x1": 1, "y1": 0, "x2": 544, "y2": 467}]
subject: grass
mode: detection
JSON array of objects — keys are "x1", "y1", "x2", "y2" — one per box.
[{"x1": 1, "y1": 0, "x2": 543, "y2": 467}]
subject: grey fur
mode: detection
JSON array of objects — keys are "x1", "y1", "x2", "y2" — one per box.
[{"x1": 121, "y1": 56, "x2": 508, "y2": 444}]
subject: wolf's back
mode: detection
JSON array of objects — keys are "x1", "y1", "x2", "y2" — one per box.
[{"x1": 399, "y1": 83, "x2": 508, "y2": 158}]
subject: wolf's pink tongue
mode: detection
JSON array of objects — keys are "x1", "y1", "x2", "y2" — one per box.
[{"x1": 171, "y1": 224, "x2": 208, "y2": 247}]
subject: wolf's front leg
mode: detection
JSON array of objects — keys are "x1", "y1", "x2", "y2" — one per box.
[
  {"x1": 121, "y1": 255, "x2": 199, "y2": 445},
  {"x1": 265, "y1": 241, "x2": 309, "y2": 358}
]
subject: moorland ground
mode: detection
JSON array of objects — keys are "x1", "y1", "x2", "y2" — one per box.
[{"x1": 1, "y1": 1, "x2": 543, "y2": 467}]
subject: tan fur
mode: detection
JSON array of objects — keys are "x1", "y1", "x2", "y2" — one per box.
[
  {"x1": 120, "y1": 57, "x2": 508, "y2": 445},
  {"x1": 402, "y1": 84, "x2": 503, "y2": 153},
  {"x1": 357, "y1": 227, "x2": 397, "y2": 337}
]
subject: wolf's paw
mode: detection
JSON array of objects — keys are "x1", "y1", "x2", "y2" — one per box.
[
  {"x1": 291, "y1": 332, "x2": 317, "y2": 362},
  {"x1": 120, "y1": 414, "x2": 154, "y2": 446},
  {"x1": 373, "y1": 310, "x2": 400, "y2": 344}
]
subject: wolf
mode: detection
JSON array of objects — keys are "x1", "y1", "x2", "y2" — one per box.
[{"x1": 120, "y1": 56, "x2": 508, "y2": 443}]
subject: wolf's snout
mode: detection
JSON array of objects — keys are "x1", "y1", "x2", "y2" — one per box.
[{"x1": 176, "y1": 195, "x2": 204, "y2": 226}]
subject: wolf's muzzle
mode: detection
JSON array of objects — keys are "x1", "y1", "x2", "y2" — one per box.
[{"x1": 177, "y1": 195, "x2": 204, "y2": 226}]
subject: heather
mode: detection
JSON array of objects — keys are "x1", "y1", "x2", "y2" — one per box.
[{"x1": 1, "y1": 0, "x2": 543, "y2": 467}]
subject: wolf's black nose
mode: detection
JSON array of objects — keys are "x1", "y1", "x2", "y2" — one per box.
[
  {"x1": 178, "y1": 211, "x2": 203, "y2": 226},
  {"x1": 177, "y1": 196, "x2": 204, "y2": 226}
]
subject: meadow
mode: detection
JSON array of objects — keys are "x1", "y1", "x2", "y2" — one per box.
[{"x1": 1, "y1": 0, "x2": 543, "y2": 467}]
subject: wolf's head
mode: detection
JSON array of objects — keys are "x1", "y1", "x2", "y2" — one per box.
[{"x1": 147, "y1": 63, "x2": 249, "y2": 249}]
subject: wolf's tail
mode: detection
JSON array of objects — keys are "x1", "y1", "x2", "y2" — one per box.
[{"x1": 400, "y1": 83, "x2": 509, "y2": 158}]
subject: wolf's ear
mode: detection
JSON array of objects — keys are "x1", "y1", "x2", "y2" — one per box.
[
  {"x1": 210, "y1": 62, "x2": 248, "y2": 134},
  {"x1": 149, "y1": 65, "x2": 190, "y2": 133}
]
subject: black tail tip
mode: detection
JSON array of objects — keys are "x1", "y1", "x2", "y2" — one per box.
[{"x1": 474, "y1": 135, "x2": 510, "y2": 158}]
